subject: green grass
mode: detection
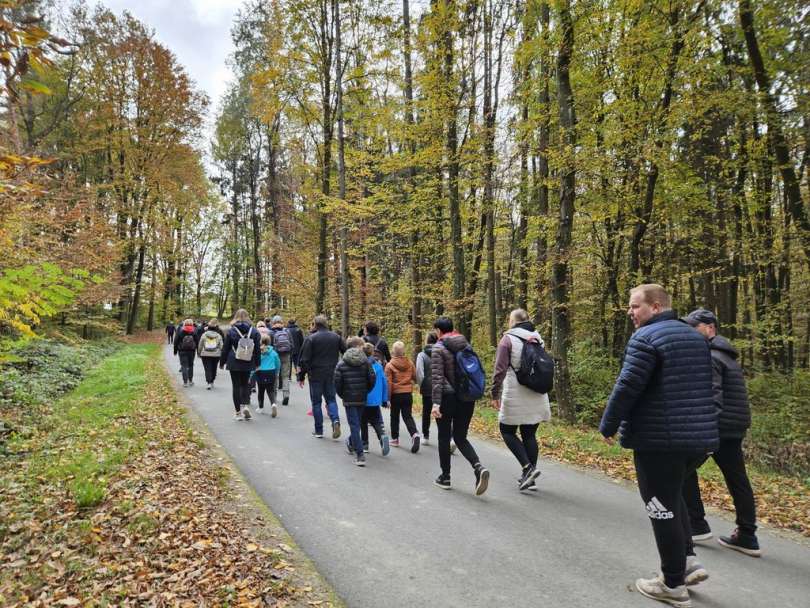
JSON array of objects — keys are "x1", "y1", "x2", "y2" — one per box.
[{"x1": 21, "y1": 343, "x2": 158, "y2": 509}]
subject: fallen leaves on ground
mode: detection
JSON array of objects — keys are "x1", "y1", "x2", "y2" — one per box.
[
  {"x1": 470, "y1": 413, "x2": 810, "y2": 538},
  {"x1": 1, "y1": 342, "x2": 338, "y2": 607}
]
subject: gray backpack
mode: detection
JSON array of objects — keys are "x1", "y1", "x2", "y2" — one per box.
[{"x1": 233, "y1": 326, "x2": 255, "y2": 362}]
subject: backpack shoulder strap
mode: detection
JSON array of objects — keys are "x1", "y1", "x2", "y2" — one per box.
[{"x1": 233, "y1": 326, "x2": 245, "y2": 339}]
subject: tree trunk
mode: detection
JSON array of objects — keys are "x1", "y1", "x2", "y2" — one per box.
[
  {"x1": 551, "y1": 0, "x2": 576, "y2": 423},
  {"x1": 335, "y1": 0, "x2": 349, "y2": 336},
  {"x1": 316, "y1": 0, "x2": 334, "y2": 314}
]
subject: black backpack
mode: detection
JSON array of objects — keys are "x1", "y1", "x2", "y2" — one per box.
[
  {"x1": 510, "y1": 334, "x2": 554, "y2": 394},
  {"x1": 179, "y1": 333, "x2": 196, "y2": 352}
]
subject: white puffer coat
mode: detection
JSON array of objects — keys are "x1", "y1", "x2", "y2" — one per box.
[{"x1": 494, "y1": 327, "x2": 551, "y2": 426}]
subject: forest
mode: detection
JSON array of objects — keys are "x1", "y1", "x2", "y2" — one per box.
[{"x1": 1, "y1": 0, "x2": 809, "y2": 431}]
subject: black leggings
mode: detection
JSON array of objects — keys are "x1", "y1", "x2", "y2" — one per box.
[
  {"x1": 499, "y1": 423, "x2": 539, "y2": 469},
  {"x1": 390, "y1": 393, "x2": 417, "y2": 440},
  {"x1": 229, "y1": 370, "x2": 251, "y2": 412},
  {"x1": 201, "y1": 357, "x2": 219, "y2": 384},
  {"x1": 421, "y1": 394, "x2": 436, "y2": 438},
  {"x1": 256, "y1": 370, "x2": 277, "y2": 408},
  {"x1": 437, "y1": 394, "x2": 479, "y2": 477}
]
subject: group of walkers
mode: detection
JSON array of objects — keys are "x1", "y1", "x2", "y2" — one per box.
[{"x1": 169, "y1": 281, "x2": 759, "y2": 608}]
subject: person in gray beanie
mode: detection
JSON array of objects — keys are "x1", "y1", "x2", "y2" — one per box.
[
  {"x1": 681, "y1": 308, "x2": 760, "y2": 557},
  {"x1": 269, "y1": 315, "x2": 294, "y2": 405}
]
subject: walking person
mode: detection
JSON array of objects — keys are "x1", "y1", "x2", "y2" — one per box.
[
  {"x1": 491, "y1": 309, "x2": 552, "y2": 492},
  {"x1": 197, "y1": 318, "x2": 224, "y2": 389},
  {"x1": 270, "y1": 315, "x2": 293, "y2": 405},
  {"x1": 219, "y1": 309, "x2": 261, "y2": 421},
  {"x1": 361, "y1": 342, "x2": 390, "y2": 455},
  {"x1": 174, "y1": 319, "x2": 198, "y2": 387},
  {"x1": 385, "y1": 341, "x2": 420, "y2": 453},
  {"x1": 256, "y1": 334, "x2": 281, "y2": 417},
  {"x1": 681, "y1": 308, "x2": 760, "y2": 557},
  {"x1": 415, "y1": 332, "x2": 438, "y2": 444},
  {"x1": 362, "y1": 321, "x2": 391, "y2": 365},
  {"x1": 297, "y1": 314, "x2": 345, "y2": 439},
  {"x1": 287, "y1": 317, "x2": 305, "y2": 375},
  {"x1": 166, "y1": 321, "x2": 176, "y2": 344},
  {"x1": 430, "y1": 317, "x2": 490, "y2": 495},
  {"x1": 600, "y1": 284, "x2": 719, "y2": 608},
  {"x1": 335, "y1": 337, "x2": 376, "y2": 466}
]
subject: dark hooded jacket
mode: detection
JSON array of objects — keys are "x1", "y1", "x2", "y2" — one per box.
[
  {"x1": 334, "y1": 347, "x2": 376, "y2": 406},
  {"x1": 219, "y1": 321, "x2": 261, "y2": 371},
  {"x1": 599, "y1": 310, "x2": 719, "y2": 452},
  {"x1": 174, "y1": 324, "x2": 198, "y2": 355},
  {"x1": 286, "y1": 321, "x2": 305, "y2": 357},
  {"x1": 431, "y1": 333, "x2": 470, "y2": 406},
  {"x1": 709, "y1": 335, "x2": 751, "y2": 439},
  {"x1": 363, "y1": 333, "x2": 391, "y2": 365}
]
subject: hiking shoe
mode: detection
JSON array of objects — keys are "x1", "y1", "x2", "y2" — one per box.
[
  {"x1": 450, "y1": 441, "x2": 456, "y2": 455},
  {"x1": 332, "y1": 420, "x2": 341, "y2": 439},
  {"x1": 474, "y1": 465, "x2": 490, "y2": 496},
  {"x1": 411, "y1": 434, "x2": 421, "y2": 454},
  {"x1": 312, "y1": 431, "x2": 324, "y2": 439},
  {"x1": 271, "y1": 403, "x2": 278, "y2": 418},
  {"x1": 717, "y1": 529, "x2": 761, "y2": 557},
  {"x1": 346, "y1": 439, "x2": 355, "y2": 454},
  {"x1": 434, "y1": 474, "x2": 451, "y2": 489},
  {"x1": 354, "y1": 455, "x2": 366, "y2": 467},
  {"x1": 390, "y1": 438, "x2": 400, "y2": 447},
  {"x1": 691, "y1": 520, "x2": 712, "y2": 542},
  {"x1": 635, "y1": 577, "x2": 691, "y2": 608},
  {"x1": 242, "y1": 407, "x2": 252, "y2": 420},
  {"x1": 283, "y1": 396, "x2": 289, "y2": 406},
  {"x1": 381, "y1": 434, "x2": 390, "y2": 456},
  {"x1": 684, "y1": 556, "x2": 708, "y2": 587},
  {"x1": 519, "y1": 466, "x2": 541, "y2": 491}
]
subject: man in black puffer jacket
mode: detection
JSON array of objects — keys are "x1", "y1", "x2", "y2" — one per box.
[
  {"x1": 681, "y1": 308, "x2": 759, "y2": 557},
  {"x1": 335, "y1": 337, "x2": 376, "y2": 466},
  {"x1": 600, "y1": 284, "x2": 718, "y2": 608}
]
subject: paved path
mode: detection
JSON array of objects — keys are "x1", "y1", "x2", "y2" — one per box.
[{"x1": 163, "y1": 345, "x2": 810, "y2": 608}]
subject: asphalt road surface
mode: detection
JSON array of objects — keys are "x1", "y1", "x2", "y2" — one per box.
[{"x1": 164, "y1": 345, "x2": 810, "y2": 608}]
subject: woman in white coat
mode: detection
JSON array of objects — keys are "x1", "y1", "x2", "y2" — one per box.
[{"x1": 491, "y1": 308, "x2": 551, "y2": 491}]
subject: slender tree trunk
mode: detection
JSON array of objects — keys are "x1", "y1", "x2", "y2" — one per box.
[
  {"x1": 316, "y1": 0, "x2": 334, "y2": 314},
  {"x1": 551, "y1": 0, "x2": 576, "y2": 423},
  {"x1": 146, "y1": 250, "x2": 157, "y2": 331},
  {"x1": 126, "y1": 237, "x2": 147, "y2": 335},
  {"x1": 335, "y1": 0, "x2": 349, "y2": 336}
]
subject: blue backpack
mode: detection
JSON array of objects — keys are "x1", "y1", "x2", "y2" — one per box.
[{"x1": 454, "y1": 345, "x2": 486, "y2": 401}]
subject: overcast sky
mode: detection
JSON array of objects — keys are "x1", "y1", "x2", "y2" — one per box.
[{"x1": 100, "y1": 0, "x2": 243, "y2": 148}]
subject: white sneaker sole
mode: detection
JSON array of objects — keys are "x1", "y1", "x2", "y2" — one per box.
[
  {"x1": 685, "y1": 568, "x2": 708, "y2": 586},
  {"x1": 692, "y1": 532, "x2": 713, "y2": 542},
  {"x1": 635, "y1": 581, "x2": 691, "y2": 608},
  {"x1": 271, "y1": 404, "x2": 278, "y2": 418},
  {"x1": 717, "y1": 537, "x2": 761, "y2": 557}
]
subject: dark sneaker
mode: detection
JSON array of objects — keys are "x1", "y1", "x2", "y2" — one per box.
[
  {"x1": 519, "y1": 466, "x2": 541, "y2": 491},
  {"x1": 684, "y1": 556, "x2": 708, "y2": 586},
  {"x1": 411, "y1": 434, "x2": 421, "y2": 454},
  {"x1": 282, "y1": 396, "x2": 289, "y2": 406},
  {"x1": 635, "y1": 577, "x2": 691, "y2": 608},
  {"x1": 346, "y1": 439, "x2": 355, "y2": 454},
  {"x1": 717, "y1": 529, "x2": 761, "y2": 557},
  {"x1": 332, "y1": 420, "x2": 341, "y2": 439},
  {"x1": 354, "y1": 455, "x2": 366, "y2": 467},
  {"x1": 691, "y1": 520, "x2": 712, "y2": 542},
  {"x1": 434, "y1": 474, "x2": 451, "y2": 489},
  {"x1": 381, "y1": 434, "x2": 390, "y2": 456},
  {"x1": 474, "y1": 465, "x2": 490, "y2": 496},
  {"x1": 312, "y1": 431, "x2": 324, "y2": 439},
  {"x1": 363, "y1": 443, "x2": 369, "y2": 452},
  {"x1": 241, "y1": 406, "x2": 252, "y2": 421}
]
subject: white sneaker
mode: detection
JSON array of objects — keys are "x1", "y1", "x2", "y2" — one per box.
[
  {"x1": 684, "y1": 556, "x2": 708, "y2": 586},
  {"x1": 257, "y1": 407, "x2": 266, "y2": 415},
  {"x1": 635, "y1": 577, "x2": 691, "y2": 607},
  {"x1": 233, "y1": 412, "x2": 243, "y2": 421},
  {"x1": 450, "y1": 441, "x2": 457, "y2": 455},
  {"x1": 271, "y1": 403, "x2": 278, "y2": 418},
  {"x1": 242, "y1": 407, "x2": 252, "y2": 420}
]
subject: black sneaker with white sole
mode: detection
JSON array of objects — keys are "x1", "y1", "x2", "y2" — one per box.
[
  {"x1": 434, "y1": 474, "x2": 451, "y2": 489},
  {"x1": 717, "y1": 529, "x2": 761, "y2": 557},
  {"x1": 519, "y1": 466, "x2": 541, "y2": 491},
  {"x1": 691, "y1": 520, "x2": 712, "y2": 542},
  {"x1": 282, "y1": 396, "x2": 289, "y2": 406},
  {"x1": 332, "y1": 420, "x2": 341, "y2": 439},
  {"x1": 474, "y1": 465, "x2": 490, "y2": 496}
]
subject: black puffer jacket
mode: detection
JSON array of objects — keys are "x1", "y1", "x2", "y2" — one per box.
[
  {"x1": 363, "y1": 333, "x2": 391, "y2": 365},
  {"x1": 334, "y1": 347, "x2": 376, "y2": 406},
  {"x1": 298, "y1": 327, "x2": 346, "y2": 382},
  {"x1": 709, "y1": 335, "x2": 751, "y2": 439},
  {"x1": 219, "y1": 322, "x2": 261, "y2": 371},
  {"x1": 431, "y1": 333, "x2": 469, "y2": 406},
  {"x1": 599, "y1": 311, "x2": 719, "y2": 452}
]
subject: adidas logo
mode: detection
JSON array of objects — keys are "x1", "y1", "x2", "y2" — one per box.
[{"x1": 646, "y1": 497, "x2": 674, "y2": 520}]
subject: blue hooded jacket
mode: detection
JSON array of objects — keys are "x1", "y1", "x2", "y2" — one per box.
[
  {"x1": 366, "y1": 357, "x2": 388, "y2": 407},
  {"x1": 599, "y1": 310, "x2": 719, "y2": 452}
]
